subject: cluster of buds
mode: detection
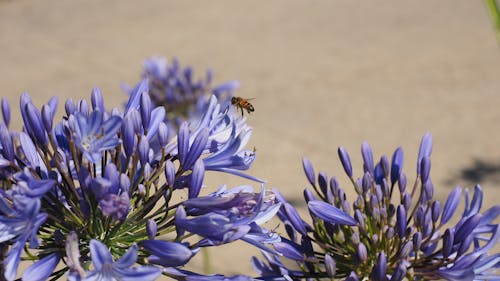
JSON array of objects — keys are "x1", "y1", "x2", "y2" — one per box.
[
  {"x1": 254, "y1": 134, "x2": 499, "y2": 280},
  {"x1": 1, "y1": 56, "x2": 498, "y2": 281},
  {"x1": 140, "y1": 57, "x2": 239, "y2": 129},
  {"x1": 0, "y1": 68, "x2": 280, "y2": 280}
]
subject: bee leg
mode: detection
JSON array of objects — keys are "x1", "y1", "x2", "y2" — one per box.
[{"x1": 240, "y1": 107, "x2": 244, "y2": 117}]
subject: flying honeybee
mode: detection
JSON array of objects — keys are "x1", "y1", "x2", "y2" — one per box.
[{"x1": 231, "y1": 97, "x2": 255, "y2": 116}]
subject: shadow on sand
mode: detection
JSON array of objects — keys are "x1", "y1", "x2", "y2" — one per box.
[{"x1": 448, "y1": 158, "x2": 500, "y2": 187}]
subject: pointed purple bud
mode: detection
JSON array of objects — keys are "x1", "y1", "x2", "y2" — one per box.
[
  {"x1": 380, "y1": 155, "x2": 390, "y2": 179},
  {"x1": 126, "y1": 79, "x2": 149, "y2": 112},
  {"x1": 413, "y1": 232, "x2": 422, "y2": 250},
  {"x1": 402, "y1": 192, "x2": 412, "y2": 211},
  {"x1": 158, "y1": 122, "x2": 169, "y2": 147},
  {"x1": 47, "y1": 96, "x2": 58, "y2": 116},
  {"x1": 345, "y1": 271, "x2": 359, "y2": 281},
  {"x1": 420, "y1": 156, "x2": 431, "y2": 183},
  {"x1": 303, "y1": 188, "x2": 317, "y2": 203},
  {"x1": 441, "y1": 187, "x2": 462, "y2": 225},
  {"x1": 122, "y1": 114, "x2": 136, "y2": 158},
  {"x1": 354, "y1": 210, "x2": 365, "y2": 231},
  {"x1": 417, "y1": 133, "x2": 432, "y2": 174},
  {"x1": 318, "y1": 172, "x2": 328, "y2": 195},
  {"x1": 308, "y1": 200, "x2": 357, "y2": 226},
  {"x1": 391, "y1": 147, "x2": 404, "y2": 186},
  {"x1": 104, "y1": 163, "x2": 119, "y2": 188},
  {"x1": 0, "y1": 124, "x2": 14, "y2": 162},
  {"x1": 413, "y1": 232, "x2": 422, "y2": 249},
  {"x1": 385, "y1": 227, "x2": 394, "y2": 239},
  {"x1": 381, "y1": 178, "x2": 390, "y2": 197},
  {"x1": 431, "y1": 201, "x2": 440, "y2": 223},
  {"x1": 467, "y1": 185, "x2": 483, "y2": 216},
  {"x1": 351, "y1": 232, "x2": 360, "y2": 245},
  {"x1": 20, "y1": 93, "x2": 32, "y2": 132},
  {"x1": 65, "y1": 98, "x2": 76, "y2": 115},
  {"x1": 284, "y1": 203, "x2": 307, "y2": 236},
  {"x1": 177, "y1": 122, "x2": 190, "y2": 168},
  {"x1": 165, "y1": 160, "x2": 176, "y2": 187},
  {"x1": 357, "y1": 243, "x2": 367, "y2": 262},
  {"x1": 175, "y1": 206, "x2": 186, "y2": 238},
  {"x1": 183, "y1": 128, "x2": 208, "y2": 171},
  {"x1": 26, "y1": 103, "x2": 48, "y2": 145},
  {"x1": 188, "y1": 160, "x2": 204, "y2": 199},
  {"x1": 147, "y1": 219, "x2": 158, "y2": 240},
  {"x1": 128, "y1": 109, "x2": 142, "y2": 133},
  {"x1": 396, "y1": 205, "x2": 407, "y2": 238},
  {"x1": 442, "y1": 229, "x2": 454, "y2": 259},
  {"x1": 41, "y1": 104, "x2": 53, "y2": 132},
  {"x1": 415, "y1": 205, "x2": 425, "y2": 227},
  {"x1": 302, "y1": 157, "x2": 316, "y2": 187},
  {"x1": 140, "y1": 93, "x2": 152, "y2": 129},
  {"x1": 91, "y1": 87, "x2": 105, "y2": 112},
  {"x1": 423, "y1": 179, "x2": 434, "y2": 201},
  {"x1": 137, "y1": 184, "x2": 146, "y2": 196},
  {"x1": 1, "y1": 98, "x2": 10, "y2": 127},
  {"x1": 455, "y1": 213, "x2": 481, "y2": 243},
  {"x1": 120, "y1": 174, "x2": 131, "y2": 193},
  {"x1": 324, "y1": 254, "x2": 336, "y2": 277},
  {"x1": 398, "y1": 172, "x2": 407, "y2": 193},
  {"x1": 338, "y1": 147, "x2": 353, "y2": 178},
  {"x1": 330, "y1": 176, "x2": 339, "y2": 195},
  {"x1": 373, "y1": 163, "x2": 384, "y2": 184},
  {"x1": 138, "y1": 135, "x2": 150, "y2": 166},
  {"x1": 141, "y1": 240, "x2": 194, "y2": 267},
  {"x1": 374, "y1": 252, "x2": 387, "y2": 281},
  {"x1": 398, "y1": 241, "x2": 413, "y2": 258},
  {"x1": 78, "y1": 99, "x2": 89, "y2": 116},
  {"x1": 361, "y1": 141, "x2": 374, "y2": 174},
  {"x1": 362, "y1": 172, "x2": 373, "y2": 194},
  {"x1": 390, "y1": 262, "x2": 407, "y2": 281}
]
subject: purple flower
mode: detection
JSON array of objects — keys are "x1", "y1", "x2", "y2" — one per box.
[
  {"x1": 338, "y1": 147, "x2": 353, "y2": 177},
  {"x1": 84, "y1": 240, "x2": 161, "y2": 281},
  {"x1": 140, "y1": 240, "x2": 196, "y2": 268},
  {"x1": 22, "y1": 253, "x2": 60, "y2": 281},
  {"x1": 255, "y1": 134, "x2": 500, "y2": 280},
  {"x1": 308, "y1": 200, "x2": 357, "y2": 226},
  {"x1": 139, "y1": 57, "x2": 238, "y2": 128},
  {"x1": 176, "y1": 186, "x2": 281, "y2": 252},
  {"x1": 72, "y1": 110, "x2": 122, "y2": 163},
  {"x1": 0, "y1": 179, "x2": 54, "y2": 280}
]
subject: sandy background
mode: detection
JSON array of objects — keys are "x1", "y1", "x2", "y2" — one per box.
[{"x1": 1, "y1": 0, "x2": 500, "y2": 278}]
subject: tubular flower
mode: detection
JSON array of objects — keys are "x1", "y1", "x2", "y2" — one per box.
[
  {"x1": 0, "y1": 71, "x2": 278, "y2": 280},
  {"x1": 254, "y1": 134, "x2": 499, "y2": 280},
  {"x1": 140, "y1": 57, "x2": 239, "y2": 129}
]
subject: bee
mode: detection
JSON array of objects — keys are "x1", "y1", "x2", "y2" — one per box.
[{"x1": 231, "y1": 96, "x2": 255, "y2": 117}]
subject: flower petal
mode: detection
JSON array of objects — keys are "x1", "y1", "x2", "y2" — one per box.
[
  {"x1": 89, "y1": 240, "x2": 113, "y2": 270},
  {"x1": 308, "y1": 200, "x2": 356, "y2": 226},
  {"x1": 22, "y1": 253, "x2": 60, "y2": 281}
]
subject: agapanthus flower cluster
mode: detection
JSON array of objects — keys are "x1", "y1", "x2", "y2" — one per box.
[
  {"x1": 254, "y1": 133, "x2": 500, "y2": 280},
  {"x1": 0, "y1": 78, "x2": 280, "y2": 280},
  {"x1": 140, "y1": 57, "x2": 239, "y2": 129}
]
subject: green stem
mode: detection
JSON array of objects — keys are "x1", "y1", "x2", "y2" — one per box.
[{"x1": 202, "y1": 247, "x2": 212, "y2": 274}]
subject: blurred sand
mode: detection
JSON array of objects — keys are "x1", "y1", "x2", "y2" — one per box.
[{"x1": 1, "y1": 0, "x2": 500, "y2": 278}]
